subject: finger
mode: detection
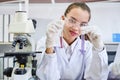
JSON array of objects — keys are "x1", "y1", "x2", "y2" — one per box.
[
  {"x1": 55, "y1": 20, "x2": 65, "y2": 29},
  {"x1": 81, "y1": 26, "x2": 94, "y2": 34},
  {"x1": 47, "y1": 20, "x2": 65, "y2": 33}
]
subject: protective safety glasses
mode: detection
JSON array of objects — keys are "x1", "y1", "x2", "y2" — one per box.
[{"x1": 65, "y1": 17, "x2": 88, "y2": 27}]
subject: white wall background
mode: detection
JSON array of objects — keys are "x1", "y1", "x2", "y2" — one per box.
[{"x1": 0, "y1": 2, "x2": 120, "y2": 43}]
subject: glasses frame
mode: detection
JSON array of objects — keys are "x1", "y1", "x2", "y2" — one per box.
[{"x1": 65, "y1": 17, "x2": 88, "y2": 27}]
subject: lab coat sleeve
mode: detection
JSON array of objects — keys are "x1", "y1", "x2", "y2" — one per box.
[
  {"x1": 85, "y1": 46, "x2": 109, "y2": 80},
  {"x1": 36, "y1": 52, "x2": 60, "y2": 80}
]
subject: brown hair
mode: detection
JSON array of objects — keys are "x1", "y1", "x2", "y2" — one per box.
[{"x1": 64, "y1": 2, "x2": 91, "y2": 21}]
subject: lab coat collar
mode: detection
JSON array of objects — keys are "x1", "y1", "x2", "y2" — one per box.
[
  {"x1": 54, "y1": 37, "x2": 86, "y2": 63},
  {"x1": 71, "y1": 38, "x2": 79, "y2": 52},
  {"x1": 62, "y1": 37, "x2": 80, "y2": 52},
  {"x1": 55, "y1": 37, "x2": 85, "y2": 52},
  {"x1": 73, "y1": 37, "x2": 86, "y2": 51}
]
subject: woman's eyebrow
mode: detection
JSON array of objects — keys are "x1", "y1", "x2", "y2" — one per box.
[
  {"x1": 71, "y1": 16, "x2": 77, "y2": 21},
  {"x1": 71, "y1": 16, "x2": 88, "y2": 23}
]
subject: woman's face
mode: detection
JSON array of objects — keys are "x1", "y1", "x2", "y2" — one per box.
[{"x1": 63, "y1": 7, "x2": 90, "y2": 45}]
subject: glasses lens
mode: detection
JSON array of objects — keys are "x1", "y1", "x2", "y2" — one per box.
[{"x1": 66, "y1": 17, "x2": 88, "y2": 27}]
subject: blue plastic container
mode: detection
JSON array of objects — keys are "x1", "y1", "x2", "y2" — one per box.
[{"x1": 112, "y1": 33, "x2": 120, "y2": 42}]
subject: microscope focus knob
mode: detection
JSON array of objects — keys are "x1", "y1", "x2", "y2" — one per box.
[{"x1": 3, "y1": 67, "x2": 13, "y2": 77}]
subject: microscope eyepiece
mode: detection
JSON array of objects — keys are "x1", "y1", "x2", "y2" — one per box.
[
  {"x1": 19, "y1": 42, "x2": 24, "y2": 49},
  {"x1": 12, "y1": 40, "x2": 17, "y2": 47}
]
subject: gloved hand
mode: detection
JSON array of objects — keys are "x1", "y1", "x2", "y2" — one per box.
[
  {"x1": 109, "y1": 62, "x2": 120, "y2": 77},
  {"x1": 81, "y1": 26, "x2": 104, "y2": 51},
  {"x1": 46, "y1": 20, "x2": 65, "y2": 48}
]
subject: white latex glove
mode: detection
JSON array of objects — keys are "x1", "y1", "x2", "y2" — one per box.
[
  {"x1": 81, "y1": 26, "x2": 104, "y2": 51},
  {"x1": 46, "y1": 20, "x2": 65, "y2": 48},
  {"x1": 109, "y1": 62, "x2": 120, "y2": 77}
]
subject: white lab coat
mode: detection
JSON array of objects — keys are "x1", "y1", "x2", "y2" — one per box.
[
  {"x1": 108, "y1": 43, "x2": 120, "y2": 79},
  {"x1": 36, "y1": 36, "x2": 108, "y2": 80}
]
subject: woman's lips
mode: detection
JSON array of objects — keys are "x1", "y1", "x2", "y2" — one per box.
[{"x1": 70, "y1": 31, "x2": 77, "y2": 36}]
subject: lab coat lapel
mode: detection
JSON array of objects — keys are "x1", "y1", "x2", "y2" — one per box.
[
  {"x1": 60, "y1": 48, "x2": 69, "y2": 63},
  {"x1": 69, "y1": 38, "x2": 85, "y2": 64},
  {"x1": 54, "y1": 37, "x2": 69, "y2": 63},
  {"x1": 54, "y1": 46, "x2": 69, "y2": 63},
  {"x1": 55, "y1": 37, "x2": 86, "y2": 64}
]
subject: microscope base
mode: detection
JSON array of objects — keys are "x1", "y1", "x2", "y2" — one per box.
[{"x1": 11, "y1": 68, "x2": 32, "y2": 80}]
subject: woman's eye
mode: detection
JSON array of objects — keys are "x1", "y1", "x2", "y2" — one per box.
[
  {"x1": 80, "y1": 23, "x2": 88, "y2": 27},
  {"x1": 70, "y1": 19, "x2": 76, "y2": 23}
]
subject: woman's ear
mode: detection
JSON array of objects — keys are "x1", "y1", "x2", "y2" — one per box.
[{"x1": 61, "y1": 15, "x2": 65, "y2": 20}]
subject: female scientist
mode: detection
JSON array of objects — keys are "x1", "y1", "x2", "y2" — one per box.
[{"x1": 36, "y1": 2, "x2": 109, "y2": 80}]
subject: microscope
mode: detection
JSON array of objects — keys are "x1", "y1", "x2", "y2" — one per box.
[{"x1": 3, "y1": 11, "x2": 39, "y2": 80}]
